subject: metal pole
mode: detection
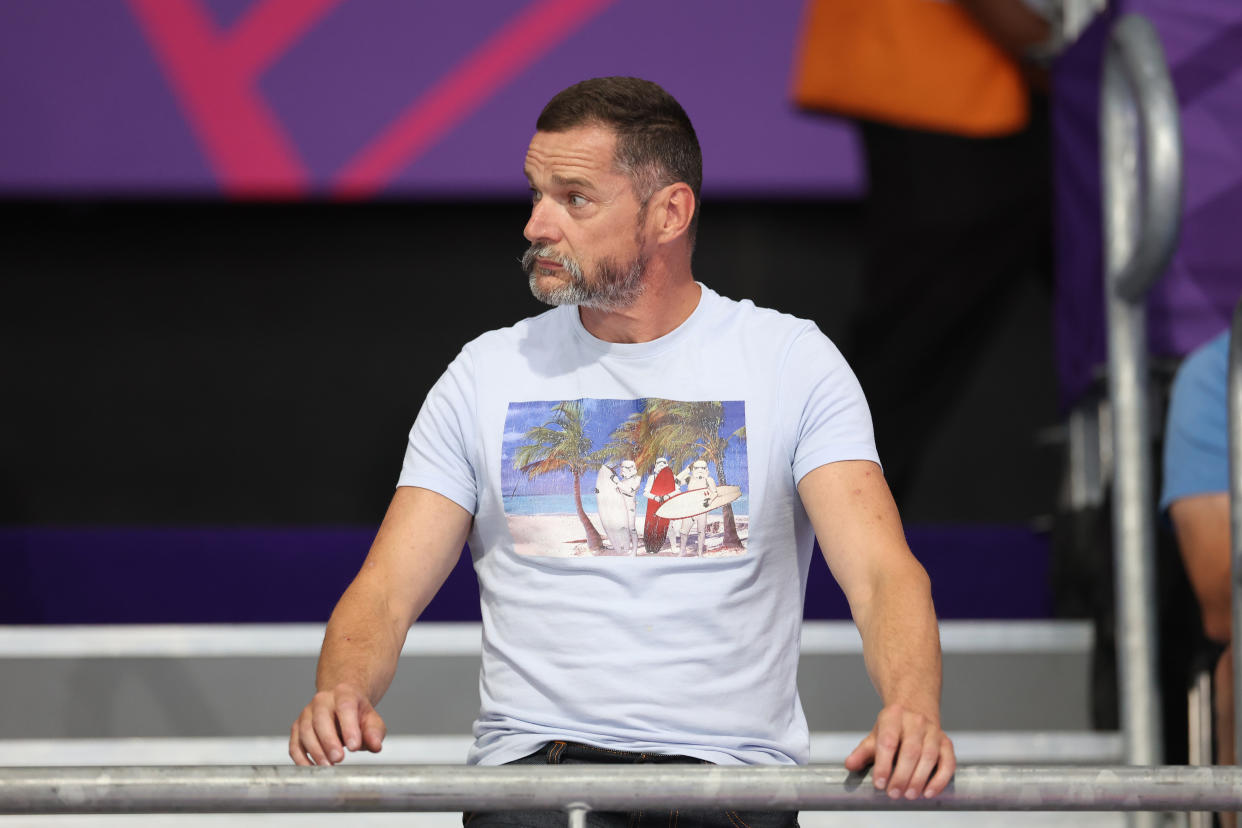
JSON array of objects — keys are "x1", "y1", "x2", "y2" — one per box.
[
  {"x1": 1102, "y1": 18, "x2": 1158, "y2": 771},
  {"x1": 1228, "y1": 300, "x2": 1242, "y2": 767},
  {"x1": 1100, "y1": 14, "x2": 1182, "y2": 782},
  {"x1": 567, "y1": 804, "x2": 588, "y2": 828},
  {"x1": 3, "y1": 765, "x2": 1242, "y2": 814}
]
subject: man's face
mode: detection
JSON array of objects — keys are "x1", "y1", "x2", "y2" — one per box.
[{"x1": 522, "y1": 125, "x2": 648, "y2": 311}]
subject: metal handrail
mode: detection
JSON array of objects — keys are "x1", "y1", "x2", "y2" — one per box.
[
  {"x1": 3, "y1": 765, "x2": 1242, "y2": 815},
  {"x1": 1101, "y1": 11, "x2": 1183, "y2": 773},
  {"x1": 1107, "y1": 16, "x2": 1183, "y2": 302},
  {"x1": 1229, "y1": 300, "x2": 1242, "y2": 766}
]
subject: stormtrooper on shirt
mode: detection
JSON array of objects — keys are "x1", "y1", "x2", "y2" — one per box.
[
  {"x1": 675, "y1": 459, "x2": 717, "y2": 557},
  {"x1": 610, "y1": 460, "x2": 642, "y2": 555}
]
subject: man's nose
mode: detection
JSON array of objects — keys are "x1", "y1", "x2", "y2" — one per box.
[{"x1": 523, "y1": 199, "x2": 561, "y2": 244}]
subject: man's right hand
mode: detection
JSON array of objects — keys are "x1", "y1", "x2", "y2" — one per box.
[{"x1": 289, "y1": 683, "x2": 387, "y2": 766}]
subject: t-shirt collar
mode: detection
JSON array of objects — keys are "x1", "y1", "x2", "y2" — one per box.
[{"x1": 564, "y1": 282, "x2": 713, "y2": 359}]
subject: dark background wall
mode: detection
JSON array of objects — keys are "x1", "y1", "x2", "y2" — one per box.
[
  {"x1": 1, "y1": 198, "x2": 1061, "y2": 623},
  {"x1": 2, "y1": 199, "x2": 1059, "y2": 527}
]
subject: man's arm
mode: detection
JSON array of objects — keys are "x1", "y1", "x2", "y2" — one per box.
[
  {"x1": 798, "y1": 460, "x2": 955, "y2": 799},
  {"x1": 1169, "y1": 492, "x2": 1232, "y2": 643},
  {"x1": 289, "y1": 485, "x2": 472, "y2": 766}
]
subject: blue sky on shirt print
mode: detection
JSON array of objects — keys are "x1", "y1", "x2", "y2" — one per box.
[{"x1": 500, "y1": 398, "x2": 748, "y2": 498}]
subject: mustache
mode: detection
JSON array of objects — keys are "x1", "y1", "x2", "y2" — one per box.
[{"x1": 521, "y1": 244, "x2": 583, "y2": 279}]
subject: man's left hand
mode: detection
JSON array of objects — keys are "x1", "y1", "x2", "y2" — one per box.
[{"x1": 845, "y1": 704, "x2": 955, "y2": 800}]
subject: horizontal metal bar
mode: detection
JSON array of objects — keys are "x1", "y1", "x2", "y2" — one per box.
[
  {"x1": 0, "y1": 730, "x2": 1125, "y2": 768},
  {"x1": 3, "y1": 765, "x2": 1241, "y2": 814},
  {"x1": 0, "y1": 621, "x2": 1092, "y2": 659}
]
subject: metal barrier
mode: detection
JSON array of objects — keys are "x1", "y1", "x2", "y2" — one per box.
[
  {"x1": 3, "y1": 765, "x2": 1242, "y2": 819},
  {"x1": 1229, "y1": 300, "x2": 1242, "y2": 768},
  {"x1": 1100, "y1": 11, "x2": 1182, "y2": 778}
]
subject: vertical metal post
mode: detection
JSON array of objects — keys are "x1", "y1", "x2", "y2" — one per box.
[
  {"x1": 1189, "y1": 666, "x2": 1214, "y2": 828},
  {"x1": 567, "y1": 804, "x2": 589, "y2": 828},
  {"x1": 1102, "y1": 22, "x2": 1162, "y2": 772},
  {"x1": 1100, "y1": 15, "x2": 1182, "y2": 826},
  {"x1": 1228, "y1": 302, "x2": 1242, "y2": 769}
]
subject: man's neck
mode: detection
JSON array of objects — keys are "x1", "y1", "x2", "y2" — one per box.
[{"x1": 578, "y1": 266, "x2": 701, "y2": 344}]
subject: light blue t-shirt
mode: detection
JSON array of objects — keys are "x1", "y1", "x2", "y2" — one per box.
[
  {"x1": 1161, "y1": 330, "x2": 1230, "y2": 511},
  {"x1": 399, "y1": 284, "x2": 879, "y2": 766}
]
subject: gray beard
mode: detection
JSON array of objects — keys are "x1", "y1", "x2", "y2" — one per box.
[{"x1": 522, "y1": 244, "x2": 646, "y2": 312}]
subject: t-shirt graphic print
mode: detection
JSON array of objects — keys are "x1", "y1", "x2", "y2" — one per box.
[{"x1": 501, "y1": 397, "x2": 748, "y2": 558}]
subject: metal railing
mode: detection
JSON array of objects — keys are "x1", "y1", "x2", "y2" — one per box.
[
  {"x1": 3, "y1": 764, "x2": 1242, "y2": 820},
  {"x1": 1229, "y1": 300, "x2": 1242, "y2": 767},
  {"x1": 1100, "y1": 11, "x2": 1182, "y2": 777}
]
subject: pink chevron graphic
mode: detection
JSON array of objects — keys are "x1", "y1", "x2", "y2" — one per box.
[
  {"x1": 127, "y1": 0, "x2": 619, "y2": 199},
  {"x1": 127, "y1": 0, "x2": 345, "y2": 197},
  {"x1": 333, "y1": 0, "x2": 620, "y2": 198}
]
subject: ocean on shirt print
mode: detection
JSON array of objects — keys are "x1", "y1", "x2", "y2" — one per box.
[{"x1": 501, "y1": 398, "x2": 749, "y2": 558}]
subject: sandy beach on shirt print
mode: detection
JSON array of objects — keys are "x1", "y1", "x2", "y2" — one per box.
[{"x1": 501, "y1": 398, "x2": 749, "y2": 558}]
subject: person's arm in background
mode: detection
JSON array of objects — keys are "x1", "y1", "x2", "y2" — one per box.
[
  {"x1": 289, "y1": 485, "x2": 472, "y2": 766},
  {"x1": 799, "y1": 460, "x2": 955, "y2": 800},
  {"x1": 959, "y1": 0, "x2": 1053, "y2": 55},
  {"x1": 1171, "y1": 493, "x2": 1232, "y2": 645},
  {"x1": 959, "y1": 0, "x2": 1057, "y2": 87},
  {"x1": 1169, "y1": 492, "x2": 1234, "y2": 779},
  {"x1": 1160, "y1": 332, "x2": 1234, "y2": 818}
]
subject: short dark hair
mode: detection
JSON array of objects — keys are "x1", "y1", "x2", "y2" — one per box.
[{"x1": 537, "y1": 77, "x2": 702, "y2": 244}]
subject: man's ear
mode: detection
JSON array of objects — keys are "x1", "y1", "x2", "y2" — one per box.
[{"x1": 650, "y1": 182, "x2": 696, "y2": 245}]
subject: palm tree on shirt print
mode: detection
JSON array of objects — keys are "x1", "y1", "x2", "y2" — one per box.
[
  {"x1": 645, "y1": 399, "x2": 747, "y2": 550},
  {"x1": 512, "y1": 399, "x2": 606, "y2": 552}
]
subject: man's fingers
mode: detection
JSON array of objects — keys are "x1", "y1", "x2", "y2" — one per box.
[
  {"x1": 924, "y1": 736, "x2": 957, "y2": 799},
  {"x1": 361, "y1": 706, "x2": 387, "y2": 752},
  {"x1": 298, "y1": 713, "x2": 332, "y2": 766},
  {"x1": 903, "y1": 729, "x2": 944, "y2": 800},
  {"x1": 289, "y1": 720, "x2": 312, "y2": 766},
  {"x1": 844, "y1": 733, "x2": 875, "y2": 772},
  {"x1": 336, "y1": 696, "x2": 363, "y2": 752},
  {"x1": 884, "y1": 715, "x2": 926, "y2": 799},
  {"x1": 870, "y1": 708, "x2": 902, "y2": 790},
  {"x1": 311, "y1": 701, "x2": 345, "y2": 764}
]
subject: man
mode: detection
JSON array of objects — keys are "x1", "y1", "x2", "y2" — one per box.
[{"x1": 290, "y1": 77, "x2": 954, "y2": 824}]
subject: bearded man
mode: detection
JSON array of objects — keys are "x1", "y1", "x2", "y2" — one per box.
[{"x1": 290, "y1": 76, "x2": 954, "y2": 827}]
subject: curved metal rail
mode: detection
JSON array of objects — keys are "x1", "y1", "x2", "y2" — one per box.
[
  {"x1": 1105, "y1": 16, "x2": 1183, "y2": 301},
  {"x1": 2, "y1": 764, "x2": 1242, "y2": 815},
  {"x1": 1101, "y1": 12, "x2": 1183, "y2": 772}
]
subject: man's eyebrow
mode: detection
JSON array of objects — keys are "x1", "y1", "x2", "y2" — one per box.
[
  {"x1": 550, "y1": 174, "x2": 595, "y2": 190},
  {"x1": 523, "y1": 170, "x2": 597, "y2": 191}
]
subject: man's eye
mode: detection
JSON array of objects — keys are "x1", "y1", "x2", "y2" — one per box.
[
  {"x1": 568, "y1": 194, "x2": 588, "y2": 207},
  {"x1": 529, "y1": 189, "x2": 542, "y2": 203}
]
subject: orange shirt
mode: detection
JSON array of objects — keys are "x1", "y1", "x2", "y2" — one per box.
[{"x1": 792, "y1": 0, "x2": 1029, "y2": 136}]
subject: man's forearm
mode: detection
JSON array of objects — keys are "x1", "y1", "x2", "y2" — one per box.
[
  {"x1": 854, "y1": 561, "x2": 943, "y2": 720},
  {"x1": 315, "y1": 578, "x2": 408, "y2": 704}
]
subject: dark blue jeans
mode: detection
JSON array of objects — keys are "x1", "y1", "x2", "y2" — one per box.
[{"x1": 462, "y1": 741, "x2": 800, "y2": 828}]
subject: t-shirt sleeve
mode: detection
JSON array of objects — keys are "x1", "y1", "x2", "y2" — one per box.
[
  {"x1": 397, "y1": 349, "x2": 479, "y2": 515},
  {"x1": 783, "y1": 324, "x2": 880, "y2": 484},
  {"x1": 1160, "y1": 331, "x2": 1230, "y2": 511}
]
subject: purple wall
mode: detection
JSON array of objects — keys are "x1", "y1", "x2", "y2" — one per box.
[
  {"x1": 0, "y1": 0, "x2": 862, "y2": 198},
  {"x1": 0, "y1": 526, "x2": 1050, "y2": 624}
]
